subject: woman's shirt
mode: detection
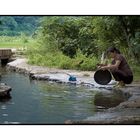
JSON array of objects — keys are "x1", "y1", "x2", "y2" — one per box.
[{"x1": 111, "y1": 54, "x2": 133, "y2": 76}]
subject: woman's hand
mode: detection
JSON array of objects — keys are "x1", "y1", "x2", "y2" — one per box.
[
  {"x1": 97, "y1": 64, "x2": 107, "y2": 69},
  {"x1": 100, "y1": 64, "x2": 113, "y2": 70},
  {"x1": 100, "y1": 66, "x2": 108, "y2": 70}
]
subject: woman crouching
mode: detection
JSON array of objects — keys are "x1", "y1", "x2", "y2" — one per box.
[{"x1": 99, "y1": 47, "x2": 133, "y2": 87}]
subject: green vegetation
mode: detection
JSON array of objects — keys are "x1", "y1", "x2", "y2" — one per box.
[
  {"x1": 0, "y1": 16, "x2": 42, "y2": 36},
  {"x1": 0, "y1": 35, "x2": 35, "y2": 49},
  {"x1": 0, "y1": 16, "x2": 140, "y2": 81},
  {"x1": 131, "y1": 65, "x2": 140, "y2": 82},
  {"x1": 26, "y1": 46, "x2": 99, "y2": 70},
  {"x1": 25, "y1": 16, "x2": 140, "y2": 81}
]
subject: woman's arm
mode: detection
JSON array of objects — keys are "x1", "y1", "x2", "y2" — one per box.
[
  {"x1": 97, "y1": 58, "x2": 108, "y2": 68},
  {"x1": 100, "y1": 60, "x2": 121, "y2": 70}
]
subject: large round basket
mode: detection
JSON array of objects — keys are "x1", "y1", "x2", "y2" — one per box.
[{"x1": 94, "y1": 70, "x2": 112, "y2": 85}]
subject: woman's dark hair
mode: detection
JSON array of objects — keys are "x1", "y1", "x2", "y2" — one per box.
[{"x1": 106, "y1": 47, "x2": 121, "y2": 54}]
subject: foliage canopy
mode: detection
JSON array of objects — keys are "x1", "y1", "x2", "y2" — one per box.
[{"x1": 39, "y1": 16, "x2": 140, "y2": 63}]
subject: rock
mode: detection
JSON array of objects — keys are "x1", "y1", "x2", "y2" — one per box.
[
  {"x1": 65, "y1": 87, "x2": 140, "y2": 124},
  {"x1": 30, "y1": 74, "x2": 50, "y2": 80},
  {"x1": 94, "y1": 89, "x2": 131, "y2": 108},
  {"x1": 0, "y1": 83, "x2": 12, "y2": 100},
  {"x1": 117, "y1": 96, "x2": 140, "y2": 108},
  {"x1": 65, "y1": 107, "x2": 140, "y2": 124},
  {"x1": 65, "y1": 115, "x2": 140, "y2": 124}
]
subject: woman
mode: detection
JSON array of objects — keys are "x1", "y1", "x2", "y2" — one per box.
[{"x1": 99, "y1": 47, "x2": 133, "y2": 87}]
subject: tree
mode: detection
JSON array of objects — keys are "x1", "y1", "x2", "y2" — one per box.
[
  {"x1": 39, "y1": 16, "x2": 140, "y2": 63},
  {"x1": 0, "y1": 16, "x2": 42, "y2": 36}
]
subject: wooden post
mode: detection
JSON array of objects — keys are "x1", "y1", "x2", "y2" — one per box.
[{"x1": 0, "y1": 49, "x2": 12, "y2": 65}]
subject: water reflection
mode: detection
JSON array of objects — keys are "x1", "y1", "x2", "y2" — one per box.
[{"x1": 0, "y1": 70, "x2": 97, "y2": 124}]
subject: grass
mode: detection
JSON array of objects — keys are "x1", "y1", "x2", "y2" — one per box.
[
  {"x1": 26, "y1": 47, "x2": 99, "y2": 71},
  {"x1": 1, "y1": 36, "x2": 140, "y2": 83},
  {"x1": 0, "y1": 36, "x2": 35, "y2": 49},
  {"x1": 25, "y1": 41, "x2": 140, "y2": 82},
  {"x1": 0, "y1": 36, "x2": 21, "y2": 48},
  {"x1": 131, "y1": 64, "x2": 140, "y2": 82},
  {"x1": 0, "y1": 43, "x2": 23, "y2": 48}
]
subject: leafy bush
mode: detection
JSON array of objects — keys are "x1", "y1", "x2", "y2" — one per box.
[
  {"x1": 40, "y1": 16, "x2": 98, "y2": 58},
  {"x1": 27, "y1": 45, "x2": 99, "y2": 70},
  {"x1": 26, "y1": 16, "x2": 140, "y2": 72}
]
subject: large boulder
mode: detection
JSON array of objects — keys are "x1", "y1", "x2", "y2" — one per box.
[
  {"x1": 94, "y1": 89, "x2": 131, "y2": 108},
  {"x1": 115, "y1": 95, "x2": 140, "y2": 108},
  {"x1": 0, "y1": 83, "x2": 12, "y2": 100}
]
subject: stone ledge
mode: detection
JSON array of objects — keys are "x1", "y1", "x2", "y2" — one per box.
[
  {"x1": 65, "y1": 115, "x2": 140, "y2": 124},
  {"x1": 0, "y1": 83, "x2": 12, "y2": 100}
]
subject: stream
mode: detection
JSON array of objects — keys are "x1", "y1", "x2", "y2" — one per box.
[{"x1": 0, "y1": 67, "x2": 99, "y2": 124}]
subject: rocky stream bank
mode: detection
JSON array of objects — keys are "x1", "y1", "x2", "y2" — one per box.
[{"x1": 6, "y1": 58, "x2": 140, "y2": 124}]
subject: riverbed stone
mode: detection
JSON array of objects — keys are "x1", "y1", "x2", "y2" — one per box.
[
  {"x1": 30, "y1": 74, "x2": 50, "y2": 80},
  {"x1": 94, "y1": 89, "x2": 131, "y2": 108},
  {"x1": 65, "y1": 86, "x2": 140, "y2": 124},
  {"x1": 65, "y1": 115, "x2": 140, "y2": 124},
  {"x1": 0, "y1": 83, "x2": 12, "y2": 100},
  {"x1": 117, "y1": 96, "x2": 140, "y2": 108}
]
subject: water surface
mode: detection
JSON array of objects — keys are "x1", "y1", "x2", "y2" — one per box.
[{"x1": 0, "y1": 69, "x2": 98, "y2": 124}]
